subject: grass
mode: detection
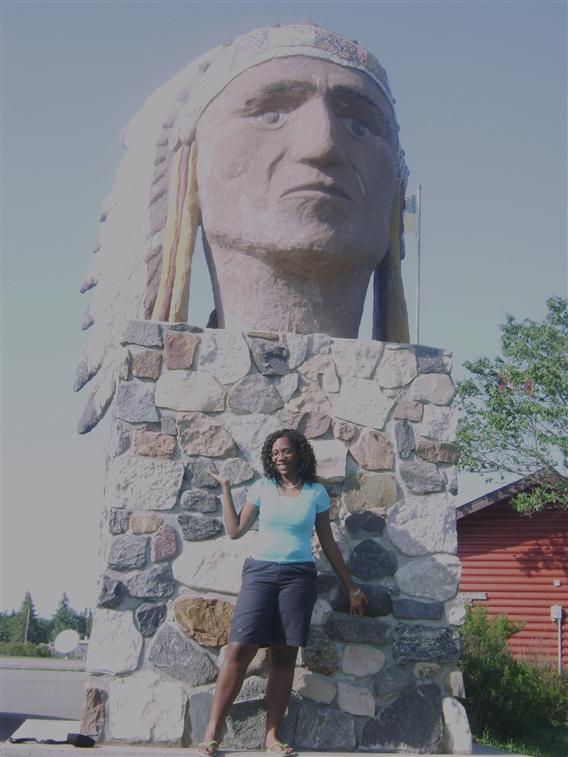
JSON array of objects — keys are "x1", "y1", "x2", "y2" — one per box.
[{"x1": 476, "y1": 724, "x2": 568, "y2": 757}]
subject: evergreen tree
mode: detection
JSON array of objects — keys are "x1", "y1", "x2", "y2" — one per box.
[
  {"x1": 50, "y1": 592, "x2": 82, "y2": 639},
  {"x1": 11, "y1": 592, "x2": 42, "y2": 643}
]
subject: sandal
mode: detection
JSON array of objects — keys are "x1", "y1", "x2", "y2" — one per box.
[
  {"x1": 198, "y1": 740, "x2": 220, "y2": 757},
  {"x1": 265, "y1": 742, "x2": 297, "y2": 757}
]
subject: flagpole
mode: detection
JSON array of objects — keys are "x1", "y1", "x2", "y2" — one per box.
[{"x1": 416, "y1": 183, "x2": 422, "y2": 344}]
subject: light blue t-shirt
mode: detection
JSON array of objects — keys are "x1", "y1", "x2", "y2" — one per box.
[{"x1": 246, "y1": 478, "x2": 330, "y2": 563}]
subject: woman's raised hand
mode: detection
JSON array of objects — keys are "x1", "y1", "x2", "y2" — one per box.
[{"x1": 208, "y1": 467, "x2": 229, "y2": 487}]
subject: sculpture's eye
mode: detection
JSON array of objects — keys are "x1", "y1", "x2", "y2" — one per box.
[
  {"x1": 342, "y1": 117, "x2": 371, "y2": 139},
  {"x1": 257, "y1": 110, "x2": 287, "y2": 128}
]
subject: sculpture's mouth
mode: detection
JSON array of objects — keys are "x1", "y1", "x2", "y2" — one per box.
[{"x1": 281, "y1": 182, "x2": 352, "y2": 201}]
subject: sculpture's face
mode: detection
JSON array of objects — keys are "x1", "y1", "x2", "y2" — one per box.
[{"x1": 196, "y1": 57, "x2": 398, "y2": 271}]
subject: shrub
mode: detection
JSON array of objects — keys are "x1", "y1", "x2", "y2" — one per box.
[
  {"x1": 460, "y1": 606, "x2": 567, "y2": 743},
  {"x1": 0, "y1": 640, "x2": 51, "y2": 657}
]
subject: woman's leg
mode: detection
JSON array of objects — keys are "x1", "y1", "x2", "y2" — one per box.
[
  {"x1": 201, "y1": 641, "x2": 259, "y2": 751},
  {"x1": 264, "y1": 643, "x2": 299, "y2": 752}
]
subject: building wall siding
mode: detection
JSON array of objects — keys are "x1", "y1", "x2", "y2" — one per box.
[{"x1": 457, "y1": 500, "x2": 568, "y2": 668}]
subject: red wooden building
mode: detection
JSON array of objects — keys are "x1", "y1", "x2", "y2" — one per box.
[{"x1": 456, "y1": 473, "x2": 568, "y2": 671}]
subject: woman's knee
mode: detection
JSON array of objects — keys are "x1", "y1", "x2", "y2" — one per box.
[{"x1": 224, "y1": 641, "x2": 259, "y2": 667}]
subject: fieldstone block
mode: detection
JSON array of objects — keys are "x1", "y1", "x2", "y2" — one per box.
[
  {"x1": 132, "y1": 350, "x2": 162, "y2": 380},
  {"x1": 376, "y1": 348, "x2": 418, "y2": 388},
  {"x1": 133, "y1": 430, "x2": 176, "y2": 459},
  {"x1": 361, "y1": 684, "x2": 442, "y2": 752},
  {"x1": 348, "y1": 539, "x2": 397, "y2": 579},
  {"x1": 341, "y1": 645, "x2": 385, "y2": 676},
  {"x1": 107, "y1": 455, "x2": 184, "y2": 510},
  {"x1": 410, "y1": 374, "x2": 455, "y2": 405},
  {"x1": 395, "y1": 554, "x2": 461, "y2": 601},
  {"x1": 330, "y1": 582, "x2": 392, "y2": 617},
  {"x1": 87, "y1": 608, "x2": 143, "y2": 675},
  {"x1": 122, "y1": 321, "x2": 162, "y2": 348},
  {"x1": 416, "y1": 345, "x2": 451, "y2": 374},
  {"x1": 288, "y1": 382, "x2": 332, "y2": 416},
  {"x1": 420, "y1": 405, "x2": 459, "y2": 442},
  {"x1": 324, "y1": 613, "x2": 391, "y2": 645},
  {"x1": 221, "y1": 412, "x2": 283, "y2": 465},
  {"x1": 284, "y1": 333, "x2": 308, "y2": 368},
  {"x1": 155, "y1": 371, "x2": 226, "y2": 412},
  {"x1": 188, "y1": 689, "x2": 214, "y2": 743},
  {"x1": 130, "y1": 514, "x2": 163, "y2": 533},
  {"x1": 174, "y1": 596, "x2": 234, "y2": 646},
  {"x1": 114, "y1": 383, "x2": 160, "y2": 423},
  {"x1": 345, "y1": 510, "x2": 385, "y2": 536},
  {"x1": 295, "y1": 703, "x2": 356, "y2": 750},
  {"x1": 395, "y1": 421, "x2": 415, "y2": 459},
  {"x1": 177, "y1": 513, "x2": 224, "y2": 541},
  {"x1": 337, "y1": 681, "x2": 375, "y2": 716},
  {"x1": 296, "y1": 411, "x2": 331, "y2": 438},
  {"x1": 106, "y1": 669, "x2": 186, "y2": 743},
  {"x1": 399, "y1": 459, "x2": 445, "y2": 494},
  {"x1": 332, "y1": 419, "x2": 358, "y2": 442},
  {"x1": 316, "y1": 572, "x2": 339, "y2": 594},
  {"x1": 333, "y1": 378, "x2": 395, "y2": 429},
  {"x1": 445, "y1": 670, "x2": 466, "y2": 699},
  {"x1": 445, "y1": 597, "x2": 467, "y2": 626},
  {"x1": 249, "y1": 339, "x2": 289, "y2": 375},
  {"x1": 228, "y1": 374, "x2": 284, "y2": 414},
  {"x1": 197, "y1": 332, "x2": 251, "y2": 383},
  {"x1": 97, "y1": 574, "x2": 124, "y2": 609},
  {"x1": 185, "y1": 457, "x2": 219, "y2": 488},
  {"x1": 225, "y1": 699, "x2": 266, "y2": 749},
  {"x1": 125, "y1": 564, "x2": 175, "y2": 598},
  {"x1": 310, "y1": 439, "x2": 347, "y2": 482},
  {"x1": 107, "y1": 534, "x2": 148, "y2": 570},
  {"x1": 134, "y1": 602, "x2": 167, "y2": 637},
  {"x1": 178, "y1": 412, "x2": 237, "y2": 457},
  {"x1": 236, "y1": 675, "x2": 268, "y2": 701},
  {"x1": 297, "y1": 355, "x2": 339, "y2": 392},
  {"x1": 307, "y1": 333, "x2": 332, "y2": 354},
  {"x1": 413, "y1": 662, "x2": 442, "y2": 680},
  {"x1": 219, "y1": 458, "x2": 255, "y2": 485},
  {"x1": 393, "y1": 598, "x2": 443, "y2": 620},
  {"x1": 393, "y1": 624, "x2": 460, "y2": 662},
  {"x1": 442, "y1": 696, "x2": 472, "y2": 754},
  {"x1": 375, "y1": 664, "x2": 413, "y2": 697},
  {"x1": 151, "y1": 525, "x2": 178, "y2": 562},
  {"x1": 163, "y1": 330, "x2": 199, "y2": 369},
  {"x1": 349, "y1": 428, "x2": 394, "y2": 470},
  {"x1": 332, "y1": 339, "x2": 383, "y2": 379},
  {"x1": 172, "y1": 531, "x2": 258, "y2": 595},
  {"x1": 274, "y1": 372, "x2": 299, "y2": 402},
  {"x1": 444, "y1": 466, "x2": 459, "y2": 495},
  {"x1": 149, "y1": 623, "x2": 218, "y2": 685},
  {"x1": 393, "y1": 398, "x2": 423, "y2": 422},
  {"x1": 180, "y1": 489, "x2": 219, "y2": 513},
  {"x1": 161, "y1": 415, "x2": 177, "y2": 435},
  {"x1": 80, "y1": 687, "x2": 106, "y2": 737},
  {"x1": 386, "y1": 494, "x2": 457, "y2": 556},
  {"x1": 343, "y1": 471, "x2": 399, "y2": 512},
  {"x1": 311, "y1": 598, "x2": 333, "y2": 625},
  {"x1": 293, "y1": 668, "x2": 336, "y2": 704},
  {"x1": 416, "y1": 437, "x2": 460, "y2": 464},
  {"x1": 109, "y1": 509, "x2": 130, "y2": 534},
  {"x1": 300, "y1": 628, "x2": 339, "y2": 675}
]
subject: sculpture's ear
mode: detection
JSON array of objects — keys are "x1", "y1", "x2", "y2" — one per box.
[
  {"x1": 151, "y1": 141, "x2": 201, "y2": 322},
  {"x1": 372, "y1": 179, "x2": 410, "y2": 344}
]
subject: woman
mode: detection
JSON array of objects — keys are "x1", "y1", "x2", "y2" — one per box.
[{"x1": 201, "y1": 428, "x2": 367, "y2": 757}]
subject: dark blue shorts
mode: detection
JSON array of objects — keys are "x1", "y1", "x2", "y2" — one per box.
[{"x1": 229, "y1": 558, "x2": 317, "y2": 647}]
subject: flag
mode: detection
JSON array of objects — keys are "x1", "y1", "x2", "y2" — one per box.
[{"x1": 403, "y1": 194, "x2": 417, "y2": 235}]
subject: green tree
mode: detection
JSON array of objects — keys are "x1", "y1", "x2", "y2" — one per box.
[
  {"x1": 456, "y1": 296, "x2": 568, "y2": 512},
  {"x1": 50, "y1": 592, "x2": 84, "y2": 639},
  {"x1": 11, "y1": 592, "x2": 42, "y2": 644}
]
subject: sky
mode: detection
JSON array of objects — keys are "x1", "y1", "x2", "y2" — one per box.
[{"x1": 1, "y1": 0, "x2": 566, "y2": 617}]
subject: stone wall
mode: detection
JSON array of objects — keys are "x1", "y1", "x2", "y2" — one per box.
[{"x1": 81, "y1": 322, "x2": 471, "y2": 753}]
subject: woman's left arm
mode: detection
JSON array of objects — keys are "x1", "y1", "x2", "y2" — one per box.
[{"x1": 315, "y1": 510, "x2": 367, "y2": 616}]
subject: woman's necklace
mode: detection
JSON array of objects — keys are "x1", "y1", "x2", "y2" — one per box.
[{"x1": 280, "y1": 479, "x2": 302, "y2": 491}]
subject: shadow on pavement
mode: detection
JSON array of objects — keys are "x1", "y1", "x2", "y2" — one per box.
[{"x1": 0, "y1": 714, "x2": 69, "y2": 743}]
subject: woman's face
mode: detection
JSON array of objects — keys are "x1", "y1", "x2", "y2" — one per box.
[{"x1": 271, "y1": 436, "x2": 300, "y2": 478}]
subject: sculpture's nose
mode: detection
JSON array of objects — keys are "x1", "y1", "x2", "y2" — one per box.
[{"x1": 291, "y1": 97, "x2": 343, "y2": 167}]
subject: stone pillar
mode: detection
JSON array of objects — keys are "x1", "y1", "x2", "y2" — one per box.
[{"x1": 82, "y1": 322, "x2": 471, "y2": 753}]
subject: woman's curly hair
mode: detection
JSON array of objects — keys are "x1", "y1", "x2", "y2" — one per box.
[{"x1": 261, "y1": 428, "x2": 318, "y2": 484}]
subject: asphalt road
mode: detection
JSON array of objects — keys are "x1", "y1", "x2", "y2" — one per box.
[{"x1": 0, "y1": 660, "x2": 85, "y2": 742}]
